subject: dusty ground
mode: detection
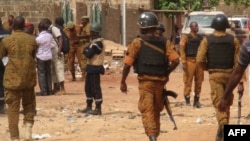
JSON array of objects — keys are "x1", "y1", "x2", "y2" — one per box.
[{"x1": 0, "y1": 65, "x2": 250, "y2": 141}]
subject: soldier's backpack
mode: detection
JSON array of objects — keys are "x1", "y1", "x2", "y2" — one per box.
[{"x1": 49, "y1": 26, "x2": 70, "y2": 54}]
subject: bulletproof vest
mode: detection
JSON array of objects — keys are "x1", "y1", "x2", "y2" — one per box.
[
  {"x1": 185, "y1": 34, "x2": 203, "y2": 57},
  {"x1": 134, "y1": 36, "x2": 169, "y2": 76},
  {"x1": 87, "y1": 38, "x2": 105, "y2": 66},
  {"x1": 207, "y1": 34, "x2": 235, "y2": 69}
]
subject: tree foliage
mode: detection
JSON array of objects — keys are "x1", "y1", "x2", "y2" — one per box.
[
  {"x1": 154, "y1": 0, "x2": 250, "y2": 11},
  {"x1": 154, "y1": 0, "x2": 220, "y2": 11}
]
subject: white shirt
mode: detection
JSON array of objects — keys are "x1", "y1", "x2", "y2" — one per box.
[
  {"x1": 36, "y1": 31, "x2": 53, "y2": 60},
  {"x1": 49, "y1": 25, "x2": 61, "y2": 49}
]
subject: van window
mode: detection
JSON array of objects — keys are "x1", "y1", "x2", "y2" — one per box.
[{"x1": 188, "y1": 15, "x2": 215, "y2": 27}]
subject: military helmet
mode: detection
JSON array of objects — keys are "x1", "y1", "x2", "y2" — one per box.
[
  {"x1": 66, "y1": 21, "x2": 75, "y2": 29},
  {"x1": 211, "y1": 14, "x2": 230, "y2": 30},
  {"x1": 157, "y1": 22, "x2": 165, "y2": 32},
  {"x1": 90, "y1": 23, "x2": 102, "y2": 33},
  {"x1": 137, "y1": 12, "x2": 158, "y2": 29}
]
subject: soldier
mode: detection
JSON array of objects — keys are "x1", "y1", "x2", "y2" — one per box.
[
  {"x1": 77, "y1": 16, "x2": 90, "y2": 79},
  {"x1": 179, "y1": 22, "x2": 204, "y2": 108},
  {"x1": 82, "y1": 23, "x2": 105, "y2": 115},
  {"x1": 0, "y1": 16, "x2": 37, "y2": 141},
  {"x1": 64, "y1": 21, "x2": 86, "y2": 81},
  {"x1": 196, "y1": 14, "x2": 241, "y2": 141},
  {"x1": 0, "y1": 18, "x2": 10, "y2": 114},
  {"x1": 155, "y1": 22, "x2": 165, "y2": 37},
  {"x1": 120, "y1": 12, "x2": 179, "y2": 141}
]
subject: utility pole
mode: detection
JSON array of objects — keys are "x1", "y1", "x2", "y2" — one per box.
[{"x1": 122, "y1": 0, "x2": 126, "y2": 46}]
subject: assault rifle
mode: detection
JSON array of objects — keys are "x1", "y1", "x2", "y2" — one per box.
[
  {"x1": 237, "y1": 90, "x2": 243, "y2": 124},
  {"x1": 163, "y1": 89, "x2": 178, "y2": 130}
]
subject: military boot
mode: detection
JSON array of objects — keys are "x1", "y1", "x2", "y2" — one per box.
[
  {"x1": 0, "y1": 100, "x2": 5, "y2": 114},
  {"x1": 149, "y1": 135, "x2": 157, "y2": 141},
  {"x1": 77, "y1": 99, "x2": 93, "y2": 113},
  {"x1": 24, "y1": 122, "x2": 33, "y2": 141},
  {"x1": 71, "y1": 72, "x2": 76, "y2": 81},
  {"x1": 193, "y1": 95, "x2": 202, "y2": 108},
  {"x1": 184, "y1": 95, "x2": 191, "y2": 106},
  {"x1": 89, "y1": 101, "x2": 102, "y2": 115}
]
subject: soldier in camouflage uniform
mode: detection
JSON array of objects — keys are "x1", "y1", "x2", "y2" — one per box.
[
  {"x1": 120, "y1": 12, "x2": 179, "y2": 141},
  {"x1": 64, "y1": 21, "x2": 86, "y2": 81},
  {"x1": 179, "y1": 22, "x2": 204, "y2": 108},
  {"x1": 0, "y1": 16, "x2": 37, "y2": 141},
  {"x1": 196, "y1": 14, "x2": 241, "y2": 141},
  {"x1": 77, "y1": 16, "x2": 90, "y2": 80}
]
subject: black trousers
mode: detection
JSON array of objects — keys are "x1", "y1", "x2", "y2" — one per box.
[
  {"x1": 85, "y1": 73, "x2": 102, "y2": 102},
  {"x1": 37, "y1": 58, "x2": 52, "y2": 95}
]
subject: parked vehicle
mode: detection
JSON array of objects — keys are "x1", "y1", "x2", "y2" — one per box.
[
  {"x1": 228, "y1": 16, "x2": 249, "y2": 44},
  {"x1": 181, "y1": 10, "x2": 226, "y2": 35}
]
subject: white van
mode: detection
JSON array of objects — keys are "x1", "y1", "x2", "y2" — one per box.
[{"x1": 182, "y1": 11, "x2": 226, "y2": 35}]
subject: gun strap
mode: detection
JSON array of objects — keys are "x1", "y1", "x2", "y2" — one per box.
[{"x1": 139, "y1": 38, "x2": 165, "y2": 54}]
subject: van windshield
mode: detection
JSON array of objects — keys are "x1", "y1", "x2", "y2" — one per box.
[{"x1": 187, "y1": 15, "x2": 215, "y2": 27}]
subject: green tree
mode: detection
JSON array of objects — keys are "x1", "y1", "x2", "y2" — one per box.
[{"x1": 154, "y1": 0, "x2": 250, "y2": 11}]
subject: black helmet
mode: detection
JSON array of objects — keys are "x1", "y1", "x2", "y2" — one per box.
[
  {"x1": 157, "y1": 22, "x2": 165, "y2": 32},
  {"x1": 137, "y1": 12, "x2": 158, "y2": 29},
  {"x1": 211, "y1": 14, "x2": 230, "y2": 30},
  {"x1": 90, "y1": 23, "x2": 102, "y2": 33}
]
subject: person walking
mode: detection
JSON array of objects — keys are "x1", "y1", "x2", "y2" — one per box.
[
  {"x1": 80, "y1": 23, "x2": 105, "y2": 115},
  {"x1": 196, "y1": 14, "x2": 241, "y2": 141},
  {"x1": 120, "y1": 12, "x2": 179, "y2": 141},
  {"x1": 0, "y1": 18, "x2": 10, "y2": 114},
  {"x1": 179, "y1": 22, "x2": 204, "y2": 108},
  {"x1": 36, "y1": 20, "x2": 53, "y2": 96},
  {"x1": 0, "y1": 16, "x2": 37, "y2": 141},
  {"x1": 64, "y1": 21, "x2": 86, "y2": 81},
  {"x1": 42, "y1": 18, "x2": 66, "y2": 95}
]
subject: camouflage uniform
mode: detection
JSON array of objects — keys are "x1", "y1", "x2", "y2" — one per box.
[
  {"x1": 180, "y1": 32, "x2": 204, "y2": 106},
  {"x1": 124, "y1": 38, "x2": 179, "y2": 137},
  {"x1": 196, "y1": 31, "x2": 240, "y2": 137},
  {"x1": 0, "y1": 30, "x2": 37, "y2": 140},
  {"x1": 64, "y1": 24, "x2": 86, "y2": 80},
  {"x1": 78, "y1": 22, "x2": 90, "y2": 77}
]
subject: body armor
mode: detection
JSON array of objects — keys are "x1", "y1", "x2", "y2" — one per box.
[
  {"x1": 185, "y1": 34, "x2": 203, "y2": 57},
  {"x1": 87, "y1": 38, "x2": 105, "y2": 66},
  {"x1": 207, "y1": 34, "x2": 235, "y2": 69},
  {"x1": 134, "y1": 36, "x2": 169, "y2": 76}
]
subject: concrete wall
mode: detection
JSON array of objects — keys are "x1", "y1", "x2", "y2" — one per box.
[
  {"x1": 2, "y1": 0, "x2": 250, "y2": 45},
  {"x1": 0, "y1": 0, "x2": 62, "y2": 25}
]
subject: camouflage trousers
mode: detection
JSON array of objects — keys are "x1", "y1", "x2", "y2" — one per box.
[
  {"x1": 209, "y1": 71, "x2": 234, "y2": 129},
  {"x1": 68, "y1": 45, "x2": 86, "y2": 72},
  {"x1": 183, "y1": 57, "x2": 204, "y2": 96},
  {"x1": 5, "y1": 88, "x2": 36, "y2": 140},
  {"x1": 138, "y1": 80, "x2": 165, "y2": 137}
]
